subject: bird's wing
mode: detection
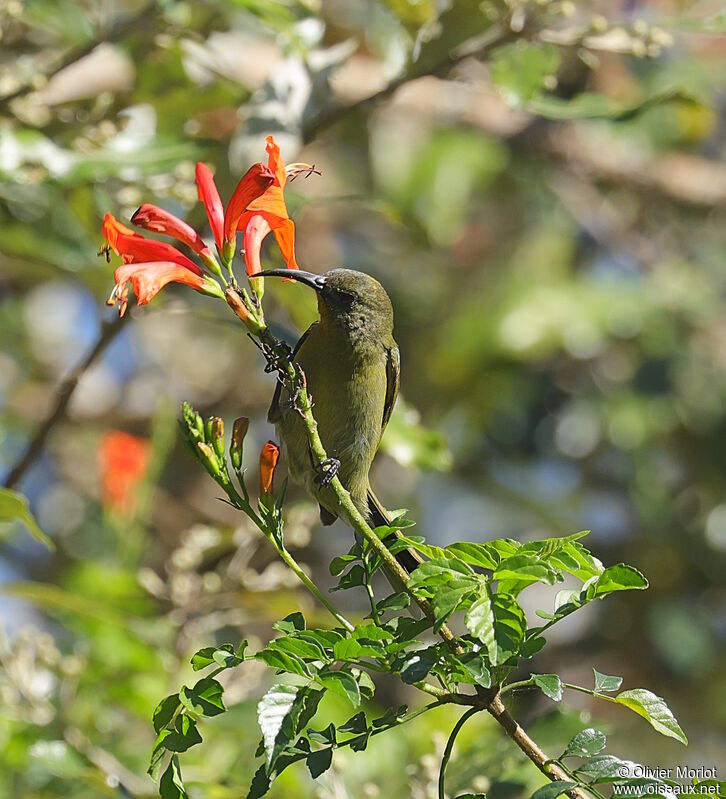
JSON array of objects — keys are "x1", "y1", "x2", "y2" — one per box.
[
  {"x1": 381, "y1": 345, "x2": 400, "y2": 434},
  {"x1": 267, "y1": 322, "x2": 318, "y2": 424}
]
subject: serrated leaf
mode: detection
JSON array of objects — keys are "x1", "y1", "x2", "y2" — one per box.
[
  {"x1": 329, "y1": 554, "x2": 358, "y2": 576},
  {"x1": 614, "y1": 689, "x2": 687, "y2": 745},
  {"x1": 331, "y1": 564, "x2": 366, "y2": 591},
  {"x1": 153, "y1": 693, "x2": 180, "y2": 733},
  {"x1": 594, "y1": 565, "x2": 648, "y2": 596},
  {"x1": 533, "y1": 673, "x2": 563, "y2": 702},
  {"x1": 407, "y1": 557, "x2": 475, "y2": 590},
  {"x1": 458, "y1": 651, "x2": 492, "y2": 688},
  {"x1": 267, "y1": 636, "x2": 327, "y2": 661},
  {"x1": 318, "y1": 668, "x2": 361, "y2": 706},
  {"x1": 306, "y1": 748, "x2": 333, "y2": 778},
  {"x1": 273, "y1": 613, "x2": 306, "y2": 633},
  {"x1": 0, "y1": 488, "x2": 54, "y2": 550},
  {"x1": 593, "y1": 669, "x2": 622, "y2": 693},
  {"x1": 465, "y1": 592, "x2": 497, "y2": 663},
  {"x1": 257, "y1": 685, "x2": 322, "y2": 770},
  {"x1": 563, "y1": 728, "x2": 607, "y2": 758},
  {"x1": 431, "y1": 582, "x2": 476, "y2": 628},
  {"x1": 159, "y1": 755, "x2": 188, "y2": 799},
  {"x1": 162, "y1": 715, "x2": 202, "y2": 753},
  {"x1": 493, "y1": 555, "x2": 559, "y2": 588},
  {"x1": 530, "y1": 782, "x2": 578, "y2": 799},
  {"x1": 333, "y1": 637, "x2": 385, "y2": 660},
  {"x1": 191, "y1": 644, "x2": 241, "y2": 671},
  {"x1": 247, "y1": 764, "x2": 271, "y2": 799}
]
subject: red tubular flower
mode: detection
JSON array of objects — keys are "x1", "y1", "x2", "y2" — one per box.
[
  {"x1": 107, "y1": 261, "x2": 223, "y2": 316},
  {"x1": 259, "y1": 440, "x2": 280, "y2": 497},
  {"x1": 195, "y1": 162, "x2": 225, "y2": 251},
  {"x1": 99, "y1": 431, "x2": 150, "y2": 514},
  {"x1": 223, "y1": 163, "x2": 275, "y2": 246},
  {"x1": 103, "y1": 213, "x2": 203, "y2": 275},
  {"x1": 131, "y1": 204, "x2": 212, "y2": 260},
  {"x1": 236, "y1": 135, "x2": 304, "y2": 275}
]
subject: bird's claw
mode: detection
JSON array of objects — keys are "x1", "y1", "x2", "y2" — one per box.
[{"x1": 314, "y1": 458, "x2": 340, "y2": 487}]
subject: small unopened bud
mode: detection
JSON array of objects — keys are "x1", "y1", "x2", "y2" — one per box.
[
  {"x1": 259, "y1": 440, "x2": 280, "y2": 500},
  {"x1": 181, "y1": 401, "x2": 205, "y2": 440},
  {"x1": 249, "y1": 275, "x2": 265, "y2": 300},
  {"x1": 210, "y1": 416, "x2": 225, "y2": 459},
  {"x1": 230, "y1": 417, "x2": 249, "y2": 471},
  {"x1": 197, "y1": 441, "x2": 221, "y2": 478},
  {"x1": 222, "y1": 239, "x2": 236, "y2": 269},
  {"x1": 225, "y1": 287, "x2": 264, "y2": 335}
]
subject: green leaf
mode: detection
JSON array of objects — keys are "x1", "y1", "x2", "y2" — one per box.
[
  {"x1": 161, "y1": 715, "x2": 203, "y2": 753},
  {"x1": 0, "y1": 488, "x2": 54, "y2": 550},
  {"x1": 179, "y1": 677, "x2": 225, "y2": 717},
  {"x1": 593, "y1": 669, "x2": 622, "y2": 693},
  {"x1": 329, "y1": 554, "x2": 358, "y2": 576},
  {"x1": 431, "y1": 581, "x2": 476, "y2": 628},
  {"x1": 273, "y1": 613, "x2": 306, "y2": 633},
  {"x1": 307, "y1": 722, "x2": 336, "y2": 746},
  {"x1": 445, "y1": 542, "x2": 499, "y2": 570},
  {"x1": 191, "y1": 643, "x2": 243, "y2": 671},
  {"x1": 465, "y1": 591, "x2": 497, "y2": 664},
  {"x1": 333, "y1": 637, "x2": 385, "y2": 661},
  {"x1": 268, "y1": 635, "x2": 327, "y2": 661},
  {"x1": 613, "y1": 689, "x2": 687, "y2": 745},
  {"x1": 491, "y1": 594, "x2": 526, "y2": 664},
  {"x1": 574, "y1": 754, "x2": 634, "y2": 781},
  {"x1": 493, "y1": 555, "x2": 559, "y2": 589},
  {"x1": 458, "y1": 651, "x2": 492, "y2": 688},
  {"x1": 563, "y1": 728, "x2": 607, "y2": 758},
  {"x1": 407, "y1": 557, "x2": 474, "y2": 590},
  {"x1": 533, "y1": 673, "x2": 563, "y2": 702},
  {"x1": 339, "y1": 711, "x2": 368, "y2": 735},
  {"x1": 490, "y1": 41, "x2": 561, "y2": 106},
  {"x1": 257, "y1": 685, "x2": 323, "y2": 770},
  {"x1": 153, "y1": 693, "x2": 180, "y2": 733},
  {"x1": 331, "y1": 564, "x2": 366, "y2": 591},
  {"x1": 306, "y1": 748, "x2": 333, "y2": 779},
  {"x1": 374, "y1": 592, "x2": 411, "y2": 613},
  {"x1": 399, "y1": 648, "x2": 437, "y2": 684},
  {"x1": 372, "y1": 705, "x2": 408, "y2": 728},
  {"x1": 247, "y1": 764, "x2": 271, "y2": 799},
  {"x1": 594, "y1": 565, "x2": 648, "y2": 597},
  {"x1": 159, "y1": 755, "x2": 188, "y2": 799},
  {"x1": 530, "y1": 781, "x2": 578, "y2": 799},
  {"x1": 257, "y1": 648, "x2": 312, "y2": 678},
  {"x1": 318, "y1": 668, "x2": 361, "y2": 706}
]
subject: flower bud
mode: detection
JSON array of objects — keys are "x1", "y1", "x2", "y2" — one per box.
[
  {"x1": 230, "y1": 417, "x2": 249, "y2": 471},
  {"x1": 196, "y1": 441, "x2": 221, "y2": 479},
  {"x1": 181, "y1": 401, "x2": 205, "y2": 441},
  {"x1": 210, "y1": 416, "x2": 225, "y2": 459},
  {"x1": 259, "y1": 441, "x2": 280, "y2": 499}
]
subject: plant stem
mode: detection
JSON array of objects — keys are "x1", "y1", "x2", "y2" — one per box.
[
  {"x1": 439, "y1": 706, "x2": 480, "y2": 799},
  {"x1": 500, "y1": 677, "x2": 537, "y2": 695}
]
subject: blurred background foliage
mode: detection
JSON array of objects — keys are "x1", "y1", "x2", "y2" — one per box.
[{"x1": 1, "y1": 0, "x2": 726, "y2": 796}]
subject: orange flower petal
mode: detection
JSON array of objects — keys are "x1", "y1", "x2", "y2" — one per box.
[
  {"x1": 259, "y1": 440, "x2": 280, "y2": 497},
  {"x1": 243, "y1": 184, "x2": 289, "y2": 221},
  {"x1": 99, "y1": 431, "x2": 150, "y2": 513},
  {"x1": 271, "y1": 218, "x2": 299, "y2": 271},
  {"x1": 195, "y1": 162, "x2": 225, "y2": 251},
  {"x1": 109, "y1": 261, "x2": 209, "y2": 309},
  {"x1": 266, "y1": 135, "x2": 286, "y2": 187},
  {"x1": 242, "y1": 214, "x2": 272, "y2": 276},
  {"x1": 131, "y1": 204, "x2": 212, "y2": 259},
  {"x1": 222, "y1": 163, "x2": 275, "y2": 244},
  {"x1": 103, "y1": 214, "x2": 204, "y2": 275}
]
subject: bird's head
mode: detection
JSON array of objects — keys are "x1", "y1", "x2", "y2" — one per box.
[{"x1": 262, "y1": 268, "x2": 394, "y2": 338}]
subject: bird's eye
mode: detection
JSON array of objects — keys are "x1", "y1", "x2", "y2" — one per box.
[{"x1": 337, "y1": 290, "x2": 355, "y2": 304}]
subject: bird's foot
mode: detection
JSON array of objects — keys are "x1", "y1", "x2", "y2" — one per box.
[
  {"x1": 247, "y1": 334, "x2": 292, "y2": 375},
  {"x1": 314, "y1": 458, "x2": 341, "y2": 487}
]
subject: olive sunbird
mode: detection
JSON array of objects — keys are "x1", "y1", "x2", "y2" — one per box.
[{"x1": 263, "y1": 268, "x2": 420, "y2": 574}]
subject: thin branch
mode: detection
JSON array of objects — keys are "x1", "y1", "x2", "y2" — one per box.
[
  {"x1": 4, "y1": 315, "x2": 126, "y2": 489},
  {"x1": 439, "y1": 706, "x2": 480, "y2": 799}
]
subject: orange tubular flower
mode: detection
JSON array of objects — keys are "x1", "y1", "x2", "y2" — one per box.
[
  {"x1": 259, "y1": 440, "x2": 280, "y2": 497},
  {"x1": 99, "y1": 431, "x2": 150, "y2": 514},
  {"x1": 107, "y1": 261, "x2": 223, "y2": 317},
  {"x1": 236, "y1": 135, "x2": 304, "y2": 275},
  {"x1": 195, "y1": 162, "x2": 225, "y2": 251},
  {"x1": 131, "y1": 204, "x2": 212, "y2": 260},
  {"x1": 103, "y1": 213, "x2": 203, "y2": 275},
  {"x1": 222, "y1": 163, "x2": 275, "y2": 246}
]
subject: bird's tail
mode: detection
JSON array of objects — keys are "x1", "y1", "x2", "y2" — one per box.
[{"x1": 367, "y1": 489, "x2": 422, "y2": 575}]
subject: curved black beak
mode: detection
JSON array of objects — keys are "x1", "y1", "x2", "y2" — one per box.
[{"x1": 261, "y1": 269, "x2": 326, "y2": 292}]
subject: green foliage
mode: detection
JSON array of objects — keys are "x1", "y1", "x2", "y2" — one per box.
[{"x1": 0, "y1": 487, "x2": 54, "y2": 549}]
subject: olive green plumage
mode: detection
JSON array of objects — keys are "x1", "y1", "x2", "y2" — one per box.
[{"x1": 266, "y1": 268, "x2": 418, "y2": 573}]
